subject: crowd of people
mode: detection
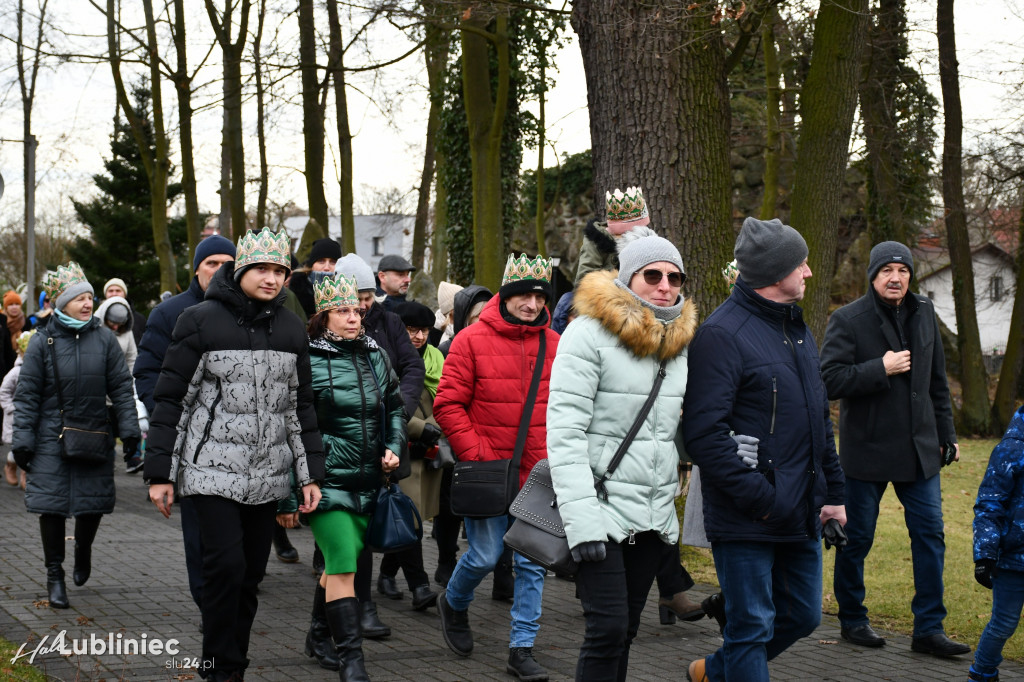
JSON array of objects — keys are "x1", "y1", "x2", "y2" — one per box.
[{"x1": 2, "y1": 183, "x2": 1020, "y2": 682}]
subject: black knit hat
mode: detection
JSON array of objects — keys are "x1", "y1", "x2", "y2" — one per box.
[
  {"x1": 867, "y1": 241, "x2": 914, "y2": 282},
  {"x1": 307, "y1": 238, "x2": 341, "y2": 266},
  {"x1": 395, "y1": 301, "x2": 435, "y2": 328}
]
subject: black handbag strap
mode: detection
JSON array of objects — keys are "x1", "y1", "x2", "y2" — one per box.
[
  {"x1": 46, "y1": 336, "x2": 69, "y2": 425},
  {"x1": 510, "y1": 331, "x2": 547, "y2": 477},
  {"x1": 595, "y1": 360, "x2": 667, "y2": 501}
]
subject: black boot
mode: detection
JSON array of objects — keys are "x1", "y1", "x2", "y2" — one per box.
[
  {"x1": 702, "y1": 592, "x2": 726, "y2": 632},
  {"x1": 39, "y1": 515, "x2": 69, "y2": 609},
  {"x1": 326, "y1": 597, "x2": 370, "y2": 682},
  {"x1": 73, "y1": 514, "x2": 101, "y2": 587},
  {"x1": 273, "y1": 524, "x2": 299, "y2": 563},
  {"x1": 359, "y1": 600, "x2": 390, "y2": 639},
  {"x1": 305, "y1": 584, "x2": 340, "y2": 670},
  {"x1": 507, "y1": 647, "x2": 548, "y2": 681}
]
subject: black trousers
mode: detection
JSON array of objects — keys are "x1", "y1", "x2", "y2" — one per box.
[
  {"x1": 379, "y1": 540, "x2": 429, "y2": 589},
  {"x1": 433, "y1": 466, "x2": 462, "y2": 566},
  {"x1": 190, "y1": 495, "x2": 275, "y2": 677},
  {"x1": 575, "y1": 531, "x2": 666, "y2": 682},
  {"x1": 655, "y1": 540, "x2": 696, "y2": 599},
  {"x1": 180, "y1": 496, "x2": 204, "y2": 609}
]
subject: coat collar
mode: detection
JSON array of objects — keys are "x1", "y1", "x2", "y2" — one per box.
[{"x1": 573, "y1": 270, "x2": 697, "y2": 360}]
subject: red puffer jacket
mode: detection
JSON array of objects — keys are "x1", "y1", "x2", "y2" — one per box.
[{"x1": 434, "y1": 295, "x2": 558, "y2": 487}]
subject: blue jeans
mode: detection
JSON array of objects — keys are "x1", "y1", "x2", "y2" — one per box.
[
  {"x1": 445, "y1": 515, "x2": 546, "y2": 648},
  {"x1": 973, "y1": 568, "x2": 1024, "y2": 675},
  {"x1": 834, "y1": 473, "x2": 946, "y2": 636},
  {"x1": 705, "y1": 540, "x2": 821, "y2": 682}
]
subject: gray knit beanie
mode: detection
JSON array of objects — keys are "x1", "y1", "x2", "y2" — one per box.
[
  {"x1": 867, "y1": 241, "x2": 914, "y2": 282},
  {"x1": 335, "y1": 253, "x2": 376, "y2": 292},
  {"x1": 56, "y1": 281, "x2": 94, "y2": 312},
  {"x1": 734, "y1": 217, "x2": 808, "y2": 289},
  {"x1": 615, "y1": 235, "x2": 685, "y2": 287}
]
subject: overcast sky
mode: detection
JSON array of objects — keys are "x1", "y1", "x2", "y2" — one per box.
[{"x1": 0, "y1": 0, "x2": 1021, "y2": 234}]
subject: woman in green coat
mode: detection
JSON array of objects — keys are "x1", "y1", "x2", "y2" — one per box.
[{"x1": 277, "y1": 273, "x2": 405, "y2": 682}]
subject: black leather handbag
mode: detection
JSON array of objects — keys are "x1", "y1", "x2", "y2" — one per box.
[
  {"x1": 48, "y1": 336, "x2": 112, "y2": 465},
  {"x1": 450, "y1": 332, "x2": 546, "y2": 518},
  {"x1": 503, "y1": 361, "x2": 668, "y2": 574}
]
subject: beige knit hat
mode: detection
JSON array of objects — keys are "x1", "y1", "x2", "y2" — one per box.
[{"x1": 437, "y1": 281, "x2": 463, "y2": 316}]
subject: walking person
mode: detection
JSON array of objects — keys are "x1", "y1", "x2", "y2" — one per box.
[
  {"x1": 2, "y1": 330, "x2": 35, "y2": 489},
  {"x1": 145, "y1": 227, "x2": 324, "y2": 681},
  {"x1": 12, "y1": 262, "x2": 141, "y2": 609},
  {"x1": 434, "y1": 254, "x2": 559, "y2": 681},
  {"x1": 683, "y1": 217, "x2": 846, "y2": 682},
  {"x1": 819, "y1": 241, "x2": 968, "y2": 656},
  {"x1": 548, "y1": 235, "x2": 701, "y2": 680},
  {"x1": 279, "y1": 273, "x2": 405, "y2": 680}
]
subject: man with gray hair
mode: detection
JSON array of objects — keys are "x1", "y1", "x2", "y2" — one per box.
[
  {"x1": 819, "y1": 241, "x2": 967, "y2": 657},
  {"x1": 683, "y1": 217, "x2": 846, "y2": 681}
]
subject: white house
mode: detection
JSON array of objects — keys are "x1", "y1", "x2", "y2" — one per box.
[
  {"x1": 281, "y1": 214, "x2": 415, "y2": 271},
  {"x1": 916, "y1": 241, "x2": 1016, "y2": 356}
]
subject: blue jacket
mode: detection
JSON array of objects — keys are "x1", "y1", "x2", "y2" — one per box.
[
  {"x1": 974, "y1": 407, "x2": 1024, "y2": 571},
  {"x1": 133, "y1": 277, "x2": 205, "y2": 414},
  {"x1": 682, "y1": 278, "x2": 844, "y2": 543}
]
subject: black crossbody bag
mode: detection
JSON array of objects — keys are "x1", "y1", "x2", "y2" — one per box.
[
  {"x1": 450, "y1": 331, "x2": 547, "y2": 518},
  {"x1": 48, "y1": 336, "x2": 112, "y2": 465}
]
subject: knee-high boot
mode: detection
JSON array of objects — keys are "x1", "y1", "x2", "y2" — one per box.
[
  {"x1": 39, "y1": 515, "x2": 69, "y2": 609},
  {"x1": 305, "y1": 584, "x2": 340, "y2": 670},
  {"x1": 73, "y1": 514, "x2": 102, "y2": 587},
  {"x1": 326, "y1": 597, "x2": 370, "y2": 682}
]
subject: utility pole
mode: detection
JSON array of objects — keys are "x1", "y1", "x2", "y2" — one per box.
[{"x1": 0, "y1": 135, "x2": 37, "y2": 314}]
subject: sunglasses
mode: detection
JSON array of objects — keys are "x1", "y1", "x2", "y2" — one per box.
[{"x1": 641, "y1": 269, "x2": 685, "y2": 287}]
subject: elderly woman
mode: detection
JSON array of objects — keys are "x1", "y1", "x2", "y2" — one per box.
[
  {"x1": 278, "y1": 273, "x2": 405, "y2": 680},
  {"x1": 547, "y1": 236, "x2": 698, "y2": 680},
  {"x1": 12, "y1": 262, "x2": 140, "y2": 609}
]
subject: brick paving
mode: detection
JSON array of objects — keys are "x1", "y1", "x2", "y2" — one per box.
[{"x1": 1, "y1": 467, "x2": 1020, "y2": 681}]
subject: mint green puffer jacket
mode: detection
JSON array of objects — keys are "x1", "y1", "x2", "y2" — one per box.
[{"x1": 547, "y1": 270, "x2": 697, "y2": 549}]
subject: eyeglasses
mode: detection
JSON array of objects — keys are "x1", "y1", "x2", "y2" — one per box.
[
  {"x1": 641, "y1": 269, "x2": 685, "y2": 287},
  {"x1": 336, "y1": 307, "x2": 366, "y2": 318},
  {"x1": 406, "y1": 327, "x2": 430, "y2": 336}
]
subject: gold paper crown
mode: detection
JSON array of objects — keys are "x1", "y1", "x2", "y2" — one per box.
[
  {"x1": 313, "y1": 274, "x2": 359, "y2": 313},
  {"x1": 42, "y1": 261, "x2": 90, "y2": 303},
  {"x1": 16, "y1": 329, "x2": 36, "y2": 355},
  {"x1": 605, "y1": 186, "x2": 649, "y2": 223},
  {"x1": 235, "y1": 227, "x2": 292, "y2": 271},
  {"x1": 501, "y1": 253, "x2": 552, "y2": 286}
]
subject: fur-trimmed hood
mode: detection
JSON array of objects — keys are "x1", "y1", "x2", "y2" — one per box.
[{"x1": 573, "y1": 270, "x2": 697, "y2": 360}]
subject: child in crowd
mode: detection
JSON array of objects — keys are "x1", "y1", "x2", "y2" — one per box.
[
  {"x1": 2, "y1": 330, "x2": 35, "y2": 489},
  {"x1": 971, "y1": 405, "x2": 1024, "y2": 682}
]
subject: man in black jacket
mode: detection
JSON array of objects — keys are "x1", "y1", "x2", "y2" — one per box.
[{"x1": 820, "y1": 241, "x2": 968, "y2": 658}]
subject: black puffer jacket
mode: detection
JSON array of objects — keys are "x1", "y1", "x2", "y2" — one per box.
[
  {"x1": 144, "y1": 265, "x2": 325, "y2": 504},
  {"x1": 362, "y1": 302, "x2": 424, "y2": 419},
  {"x1": 13, "y1": 315, "x2": 140, "y2": 516}
]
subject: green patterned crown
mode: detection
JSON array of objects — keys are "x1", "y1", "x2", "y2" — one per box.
[
  {"x1": 16, "y1": 329, "x2": 36, "y2": 355},
  {"x1": 235, "y1": 227, "x2": 292, "y2": 271},
  {"x1": 605, "y1": 186, "x2": 648, "y2": 223},
  {"x1": 502, "y1": 253, "x2": 552, "y2": 286},
  {"x1": 314, "y1": 274, "x2": 359, "y2": 313},
  {"x1": 42, "y1": 261, "x2": 89, "y2": 303}
]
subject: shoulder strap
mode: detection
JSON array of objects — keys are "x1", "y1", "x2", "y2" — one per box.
[
  {"x1": 595, "y1": 360, "x2": 667, "y2": 501},
  {"x1": 46, "y1": 336, "x2": 67, "y2": 425},
  {"x1": 510, "y1": 330, "x2": 547, "y2": 475}
]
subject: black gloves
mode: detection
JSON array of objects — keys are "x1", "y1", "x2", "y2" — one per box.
[
  {"x1": 823, "y1": 518, "x2": 848, "y2": 551},
  {"x1": 12, "y1": 448, "x2": 33, "y2": 471},
  {"x1": 122, "y1": 437, "x2": 140, "y2": 460},
  {"x1": 571, "y1": 541, "x2": 607, "y2": 563},
  {"x1": 975, "y1": 559, "x2": 997, "y2": 589},
  {"x1": 419, "y1": 422, "x2": 443, "y2": 448}
]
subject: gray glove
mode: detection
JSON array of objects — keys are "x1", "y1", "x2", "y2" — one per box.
[
  {"x1": 571, "y1": 541, "x2": 607, "y2": 563},
  {"x1": 732, "y1": 434, "x2": 759, "y2": 468}
]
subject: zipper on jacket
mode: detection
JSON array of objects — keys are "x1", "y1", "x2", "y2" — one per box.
[
  {"x1": 770, "y1": 377, "x2": 778, "y2": 435},
  {"x1": 192, "y1": 382, "x2": 223, "y2": 464},
  {"x1": 628, "y1": 529, "x2": 636, "y2": 545},
  {"x1": 352, "y1": 349, "x2": 371, "y2": 514}
]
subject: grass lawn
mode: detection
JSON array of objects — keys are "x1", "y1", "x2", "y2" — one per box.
[
  {"x1": 0, "y1": 635, "x2": 49, "y2": 681},
  {"x1": 677, "y1": 437, "x2": 1022, "y2": 660}
]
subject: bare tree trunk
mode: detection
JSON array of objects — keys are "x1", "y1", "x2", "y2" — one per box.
[
  {"x1": 253, "y1": 0, "x2": 268, "y2": 230},
  {"x1": 172, "y1": 0, "x2": 202, "y2": 264},
  {"x1": 220, "y1": 104, "x2": 231, "y2": 238},
  {"x1": 993, "y1": 192, "x2": 1024, "y2": 431},
  {"x1": 534, "y1": 58, "x2": 547, "y2": 258},
  {"x1": 759, "y1": 8, "x2": 781, "y2": 220},
  {"x1": 326, "y1": 0, "x2": 355, "y2": 253},
  {"x1": 298, "y1": 0, "x2": 328, "y2": 235},
  {"x1": 107, "y1": 0, "x2": 176, "y2": 293},
  {"x1": 573, "y1": 1, "x2": 733, "y2": 316},
  {"x1": 937, "y1": 0, "x2": 991, "y2": 434},
  {"x1": 206, "y1": 0, "x2": 252, "y2": 240},
  {"x1": 433, "y1": 145, "x2": 449, "y2": 283},
  {"x1": 789, "y1": 0, "x2": 869, "y2": 338}
]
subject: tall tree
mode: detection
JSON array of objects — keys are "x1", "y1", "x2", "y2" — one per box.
[
  {"x1": 205, "y1": 0, "x2": 252, "y2": 240},
  {"x1": 298, "y1": 0, "x2": 329, "y2": 238},
  {"x1": 253, "y1": 0, "x2": 269, "y2": 229},
  {"x1": 789, "y1": 0, "x2": 870, "y2": 337},
  {"x1": 993, "y1": 192, "x2": 1024, "y2": 430},
  {"x1": 106, "y1": 0, "x2": 177, "y2": 294},
  {"x1": 326, "y1": 0, "x2": 355, "y2": 253},
  {"x1": 170, "y1": 0, "x2": 203, "y2": 265},
  {"x1": 759, "y1": 7, "x2": 782, "y2": 220},
  {"x1": 937, "y1": 0, "x2": 991, "y2": 434}
]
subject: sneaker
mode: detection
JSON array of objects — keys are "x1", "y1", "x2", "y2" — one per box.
[
  {"x1": 437, "y1": 590, "x2": 473, "y2": 656},
  {"x1": 506, "y1": 647, "x2": 547, "y2": 681},
  {"x1": 969, "y1": 665, "x2": 1000, "y2": 681},
  {"x1": 125, "y1": 454, "x2": 144, "y2": 474}
]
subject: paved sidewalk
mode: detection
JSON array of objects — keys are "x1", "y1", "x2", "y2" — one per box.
[{"x1": 1, "y1": 470, "x2": 1019, "y2": 681}]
